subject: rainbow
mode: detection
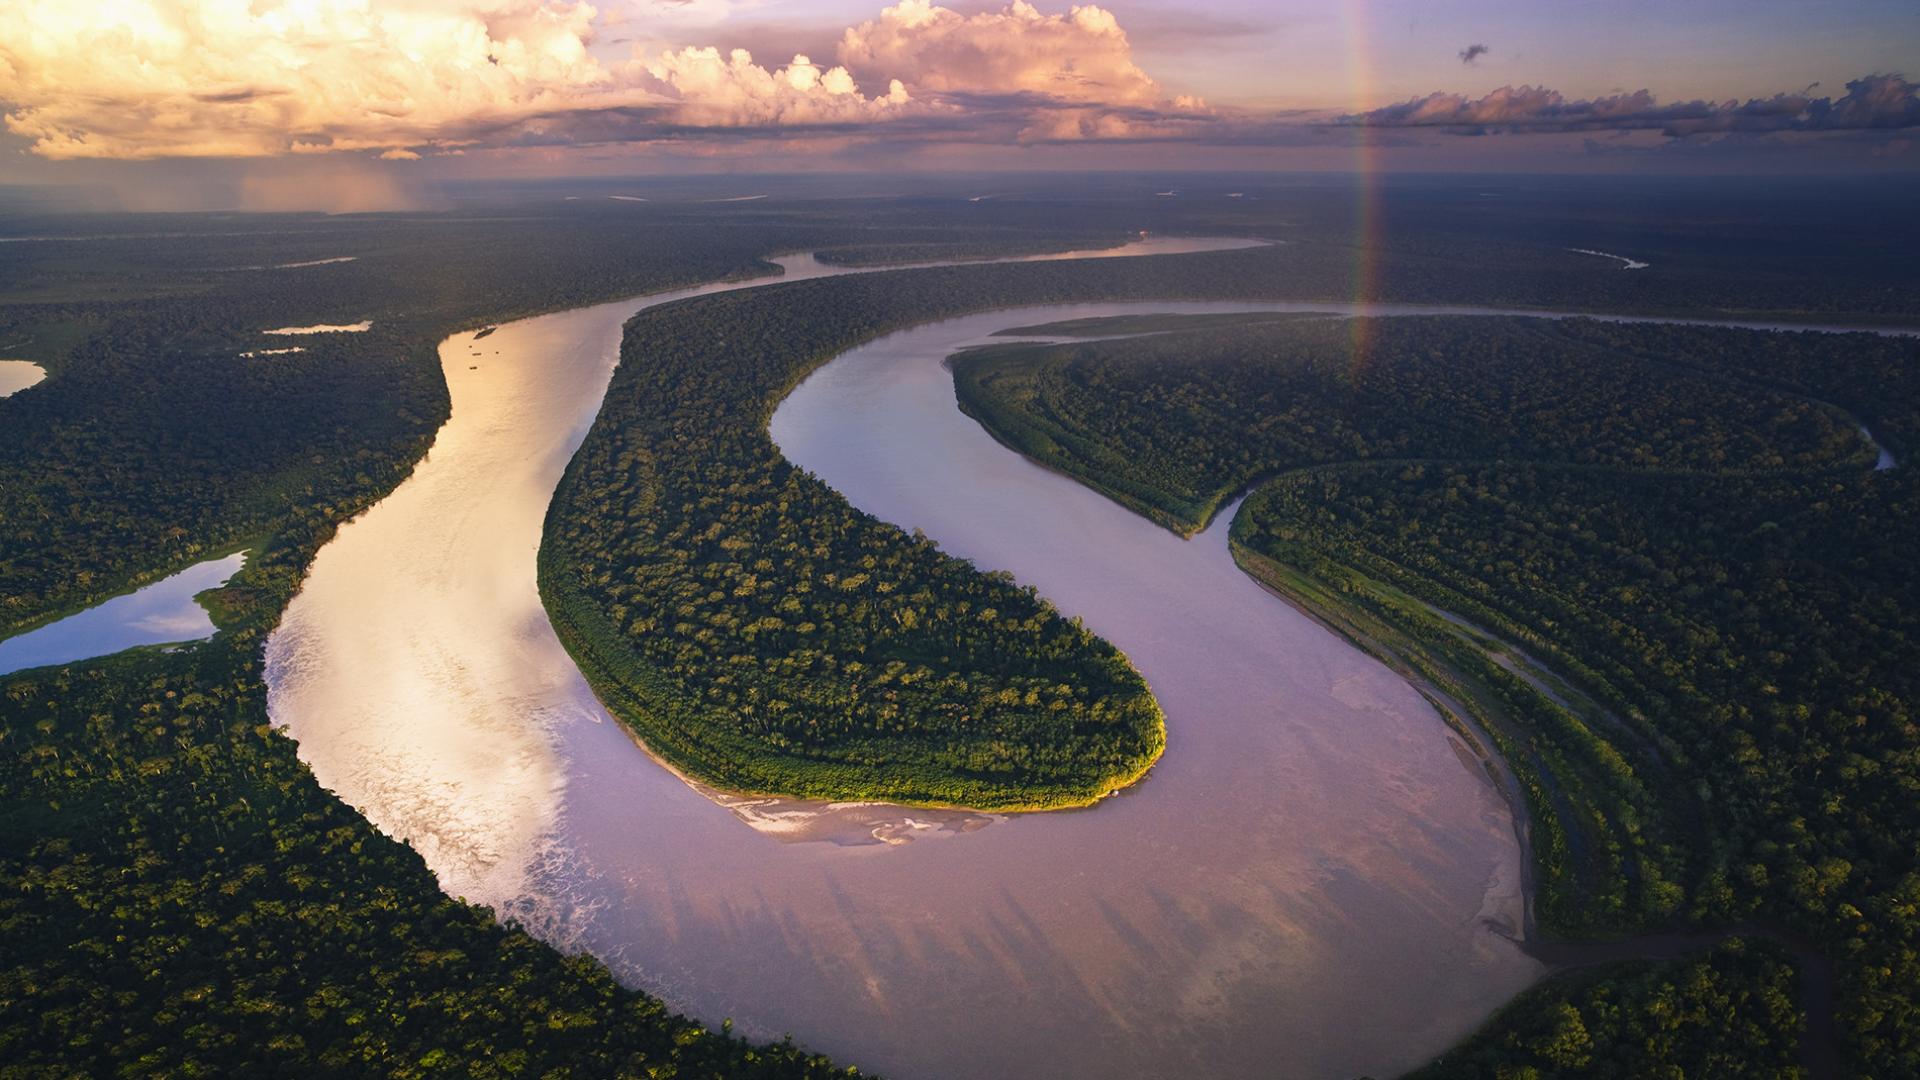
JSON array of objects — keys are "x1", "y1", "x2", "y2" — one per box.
[{"x1": 1342, "y1": 3, "x2": 1382, "y2": 372}]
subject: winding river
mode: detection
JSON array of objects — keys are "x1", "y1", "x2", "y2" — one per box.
[{"x1": 262, "y1": 240, "x2": 1911, "y2": 1079}]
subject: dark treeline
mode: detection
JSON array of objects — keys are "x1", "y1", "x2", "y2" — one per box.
[
  {"x1": 950, "y1": 309, "x2": 1920, "y2": 1075},
  {"x1": 1543, "y1": 320, "x2": 1920, "y2": 458}
]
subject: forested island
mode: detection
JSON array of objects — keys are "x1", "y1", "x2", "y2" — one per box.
[{"x1": 951, "y1": 311, "x2": 1920, "y2": 1076}]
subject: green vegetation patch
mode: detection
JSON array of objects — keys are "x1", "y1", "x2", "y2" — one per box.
[
  {"x1": 1245, "y1": 462, "x2": 1919, "y2": 1073},
  {"x1": 1406, "y1": 939, "x2": 1804, "y2": 1080},
  {"x1": 0, "y1": 312, "x2": 106, "y2": 374}
]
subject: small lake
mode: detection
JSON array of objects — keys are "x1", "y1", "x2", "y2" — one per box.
[
  {"x1": 0, "y1": 551, "x2": 246, "y2": 676},
  {"x1": 0, "y1": 360, "x2": 45, "y2": 397}
]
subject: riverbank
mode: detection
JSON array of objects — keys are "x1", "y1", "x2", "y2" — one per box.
[{"x1": 764, "y1": 299, "x2": 1541, "y2": 1077}]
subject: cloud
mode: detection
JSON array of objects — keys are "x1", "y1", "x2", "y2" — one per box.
[
  {"x1": 1458, "y1": 43, "x2": 1489, "y2": 65},
  {"x1": 1345, "y1": 72, "x2": 1920, "y2": 136},
  {"x1": 833, "y1": 1, "x2": 1210, "y2": 142},
  {"x1": 10, "y1": 0, "x2": 1905, "y2": 165},
  {"x1": 638, "y1": 48, "x2": 912, "y2": 125},
  {"x1": 837, "y1": 0, "x2": 1161, "y2": 106},
  {"x1": 0, "y1": 0, "x2": 659, "y2": 159},
  {"x1": 0, "y1": 0, "x2": 1183, "y2": 159}
]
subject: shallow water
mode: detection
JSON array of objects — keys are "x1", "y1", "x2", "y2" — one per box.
[
  {"x1": 0, "y1": 359, "x2": 45, "y2": 397},
  {"x1": 0, "y1": 551, "x2": 245, "y2": 676},
  {"x1": 262, "y1": 238, "x2": 1914, "y2": 1079}
]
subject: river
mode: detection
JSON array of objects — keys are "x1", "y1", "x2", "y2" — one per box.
[{"x1": 261, "y1": 240, "x2": 1909, "y2": 1079}]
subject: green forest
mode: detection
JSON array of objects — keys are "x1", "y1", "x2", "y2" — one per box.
[
  {"x1": 951, "y1": 311, "x2": 1920, "y2": 1075},
  {"x1": 1405, "y1": 939, "x2": 1806, "y2": 1080},
  {"x1": 4, "y1": 183, "x2": 1919, "y2": 1077}
]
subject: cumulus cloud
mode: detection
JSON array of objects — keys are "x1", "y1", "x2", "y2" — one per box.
[
  {"x1": 1458, "y1": 43, "x2": 1489, "y2": 65},
  {"x1": 838, "y1": 0, "x2": 1160, "y2": 105},
  {"x1": 1345, "y1": 73, "x2": 1920, "y2": 135},
  {"x1": 832, "y1": 1, "x2": 1210, "y2": 142},
  {"x1": 0, "y1": 0, "x2": 647, "y2": 159},
  {"x1": 639, "y1": 48, "x2": 911, "y2": 125}
]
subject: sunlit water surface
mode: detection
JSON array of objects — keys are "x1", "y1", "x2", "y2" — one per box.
[
  {"x1": 263, "y1": 240, "x2": 1914, "y2": 1078},
  {"x1": 0, "y1": 359, "x2": 44, "y2": 397}
]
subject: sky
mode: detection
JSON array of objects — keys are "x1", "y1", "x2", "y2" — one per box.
[{"x1": 0, "y1": 0, "x2": 1915, "y2": 206}]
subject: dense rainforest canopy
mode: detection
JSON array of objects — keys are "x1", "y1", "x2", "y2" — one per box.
[{"x1": 1405, "y1": 939, "x2": 1806, "y2": 1080}]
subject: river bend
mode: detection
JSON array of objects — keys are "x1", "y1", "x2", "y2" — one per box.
[{"x1": 264, "y1": 241, "x2": 1912, "y2": 1078}]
